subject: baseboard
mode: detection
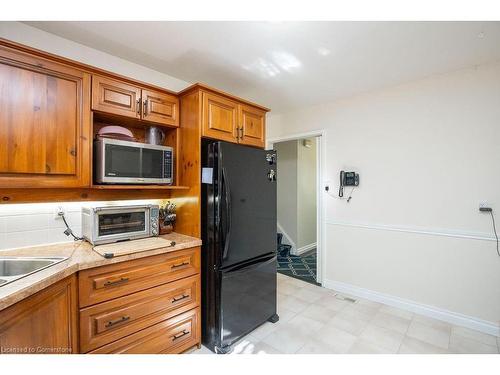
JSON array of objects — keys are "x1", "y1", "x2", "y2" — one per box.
[
  {"x1": 277, "y1": 222, "x2": 296, "y2": 252},
  {"x1": 323, "y1": 279, "x2": 500, "y2": 337},
  {"x1": 292, "y1": 242, "x2": 317, "y2": 256}
]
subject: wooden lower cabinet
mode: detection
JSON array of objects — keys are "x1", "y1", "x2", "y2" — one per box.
[
  {"x1": 79, "y1": 247, "x2": 201, "y2": 354},
  {"x1": 0, "y1": 275, "x2": 78, "y2": 354},
  {"x1": 79, "y1": 275, "x2": 200, "y2": 352},
  {"x1": 89, "y1": 308, "x2": 200, "y2": 354}
]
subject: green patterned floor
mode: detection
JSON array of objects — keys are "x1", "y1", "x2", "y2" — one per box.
[{"x1": 277, "y1": 249, "x2": 318, "y2": 285}]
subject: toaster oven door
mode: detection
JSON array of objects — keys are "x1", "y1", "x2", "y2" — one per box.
[{"x1": 94, "y1": 207, "x2": 150, "y2": 244}]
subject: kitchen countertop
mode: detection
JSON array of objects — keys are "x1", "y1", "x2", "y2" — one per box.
[{"x1": 0, "y1": 232, "x2": 202, "y2": 311}]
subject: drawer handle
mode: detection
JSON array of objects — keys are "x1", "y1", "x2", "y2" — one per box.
[
  {"x1": 171, "y1": 294, "x2": 189, "y2": 303},
  {"x1": 105, "y1": 316, "x2": 130, "y2": 328},
  {"x1": 104, "y1": 277, "x2": 129, "y2": 287},
  {"x1": 172, "y1": 330, "x2": 190, "y2": 341},
  {"x1": 171, "y1": 261, "x2": 189, "y2": 269}
]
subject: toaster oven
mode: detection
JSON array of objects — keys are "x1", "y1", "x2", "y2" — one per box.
[{"x1": 82, "y1": 205, "x2": 159, "y2": 245}]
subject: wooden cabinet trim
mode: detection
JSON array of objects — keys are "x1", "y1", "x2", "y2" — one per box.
[
  {"x1": 0, "y1": 38, "x2": 178, "y2": 96},
  {"x1": 179, "y1": 82, "x2": 270, "y2": 112}
]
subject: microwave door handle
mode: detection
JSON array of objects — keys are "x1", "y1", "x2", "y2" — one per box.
[{"x1": 222, "y1": 167, "x2": 231, "y2": 260}]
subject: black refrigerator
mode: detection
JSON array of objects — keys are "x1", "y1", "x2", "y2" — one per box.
[{"x1": 201, "y1": 140, "x2": 279, "y2": 354}]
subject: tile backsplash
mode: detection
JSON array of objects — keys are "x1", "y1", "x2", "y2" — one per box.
[{"x1": 0, "y1": 200, "x2": 163, "y2": 251}]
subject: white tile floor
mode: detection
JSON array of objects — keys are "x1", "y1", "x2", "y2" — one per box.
[{"x1": 191, "y1": 274, "x2": 500, "y2": 354}]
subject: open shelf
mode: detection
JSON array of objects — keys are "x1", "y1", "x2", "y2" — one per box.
[{"x1": 91, "y1": 184, "x2": 189, "y2": 190}]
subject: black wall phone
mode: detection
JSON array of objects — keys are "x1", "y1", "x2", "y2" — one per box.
[{"x1": 339, "y1": 171, "x2": 359, "y2": 198}]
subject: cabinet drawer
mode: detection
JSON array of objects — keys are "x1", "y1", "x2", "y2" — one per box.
[
  {"x1": 78, "y1": 247, "x2": 200, "y2": 307},
  {"x1": 80, "y1": 275, "x2": 199, "y2": 352},
  {"x1": 89, "y1": 308, "x2": 200, "y2": 354}
]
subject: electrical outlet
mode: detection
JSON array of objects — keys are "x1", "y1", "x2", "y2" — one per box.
[
  {"x1": 324, "y1": 180, "x2": 332, "y2": 193},
  {"x1": 54, "y1": 206, "x2": 66, "y2": 219}
]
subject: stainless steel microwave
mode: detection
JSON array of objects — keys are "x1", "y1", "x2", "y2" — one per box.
[
  {"x1": 94, "y1": 138, "x2": 173, "y2": 184},
  {"x1": 82, "y1": 205, "x2": 159, "y2": 245}
]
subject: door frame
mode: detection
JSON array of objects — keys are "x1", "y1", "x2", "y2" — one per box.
[{"x1": 266, "y1": 130, "x2": 326, "y2": 285}]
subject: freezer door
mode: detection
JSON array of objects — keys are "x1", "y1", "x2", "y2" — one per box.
[
  {"x1": 218, "y1": 142, "x2": 277, "y2": 269},
  {"x1": 220, "y1": 254, "x2": 277, "y2": 347}
]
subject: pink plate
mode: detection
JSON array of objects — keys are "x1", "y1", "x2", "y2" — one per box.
[{"x1": 98, "y1": 126, "x2": 134, "y2": 138}]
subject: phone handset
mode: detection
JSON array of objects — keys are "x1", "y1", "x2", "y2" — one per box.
[{"x1": 339, "y1": 171, "x2": 345, "y2": 198}]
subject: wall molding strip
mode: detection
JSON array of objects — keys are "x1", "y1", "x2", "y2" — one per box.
[{"x1": 326, "y1": 220, "x2": 496, "y2": 242}]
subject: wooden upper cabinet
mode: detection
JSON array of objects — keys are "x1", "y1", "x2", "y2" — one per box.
[
  {"x1": 92, "y1": 75, "x2": 141, "y2": 119},
  {"x1": 92, "y1": 76, "x2": 179, "y2": 127},
  {"x1": 202, "y1": 91, "x2": 238, "y2": 143},
  {"x1": 238, "y1": 104, "x2": 266, "y2": 148},
  {"x1": 0, "y1": 275, "x2": 78, "y2": 354},
  {"x1": 0, "y1": 46, "x2": 91, "y2": 188},
  {"x1": 142, "y1": 89, "x2": 179, "y2": 127}
]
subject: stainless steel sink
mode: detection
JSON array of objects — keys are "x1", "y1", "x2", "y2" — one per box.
[{"x1": 0, "y1": 257, "x2": 68, "y2": 287}]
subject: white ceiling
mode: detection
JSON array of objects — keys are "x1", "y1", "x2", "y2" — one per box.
[{"x1": 26, "y1": 21, "x2": 500, "y2": 113}]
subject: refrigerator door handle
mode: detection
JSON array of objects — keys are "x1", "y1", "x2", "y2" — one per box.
[
  {"x1": 222, "y1": 167, "x2": 232, "y2": 260},
  {"x1": 221, "y1": 254, "x2": 276, "y2": 276}
]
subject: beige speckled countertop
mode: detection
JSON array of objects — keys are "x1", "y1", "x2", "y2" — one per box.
[{"x1": 0, "y1": 232, "x2": 202, "y2": 311}]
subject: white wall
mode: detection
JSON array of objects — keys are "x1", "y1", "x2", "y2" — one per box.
[
  {"x1": 275, "y1": 140, "x2": 298, "y2": 248},
  {"x1": 275, "y1": 138, "x2": 317, "y2": 253},
  {"x1": 0, "y1": 22, "x2": 190, "y2": 91},
  {"x1": 267, "y1": 62, "x2": 500, "y2": 327},
  {"x1": 297, "y1": 138, "x2": 317, "y2": 249}
]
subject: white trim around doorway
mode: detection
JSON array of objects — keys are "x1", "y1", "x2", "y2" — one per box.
[{"x1": 267, "y1": 129, "x2": 326, "y2": 285}]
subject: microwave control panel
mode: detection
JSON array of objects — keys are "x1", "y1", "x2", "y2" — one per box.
[{"x1": 163, "y1": 150, "x2": 173, "y2": 179}]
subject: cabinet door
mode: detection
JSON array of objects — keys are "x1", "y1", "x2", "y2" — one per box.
[
  {"x1": 238, "y1": 104, "x2": 266, "y2": 148},
  {"x1": 202, "y1": 92, "x2": 238, "y2": 143},
  {"x1": 0, "y1": 47, "x2": 91, "y2": 188},
  {"x1": 142, "y1": 89, "x2": 179, "y2": 127},
  {"x1": 0, "y1": 275, "x2": 78, "y2": 354},
  {"x1": 92, "y1": 75, "x2": 141, "y2": 118}
]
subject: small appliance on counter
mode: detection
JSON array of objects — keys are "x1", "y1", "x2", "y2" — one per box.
[
  {"x1": 94, "y1": 137, "x2": 173, "y2": 185},
  {"x1": 82, "y1": 205, "x2": 160, "y2": 245}
]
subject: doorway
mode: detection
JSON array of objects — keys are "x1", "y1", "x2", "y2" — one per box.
[{"x1": 270, "y1": 133, "x2": 323, "y2": 285}]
